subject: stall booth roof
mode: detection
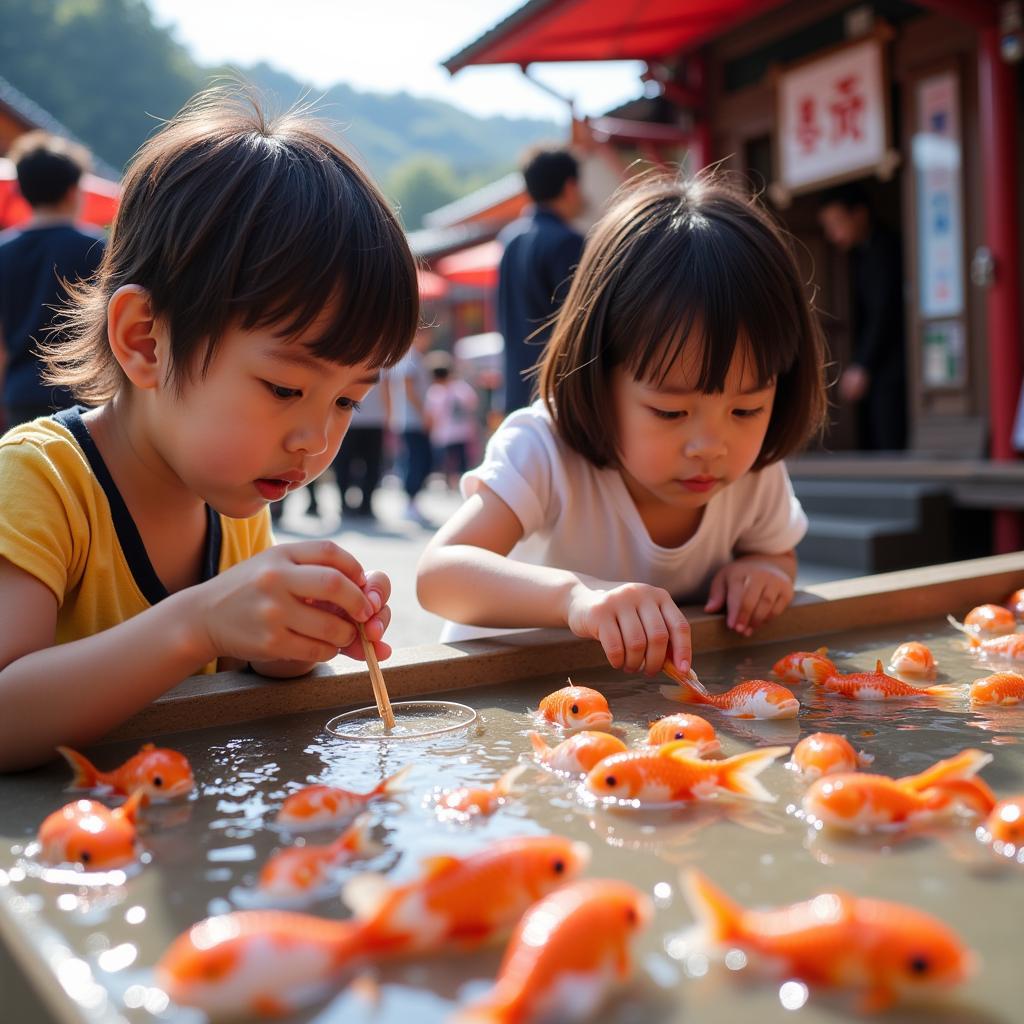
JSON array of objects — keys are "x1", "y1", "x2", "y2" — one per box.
[
  {"x1": 435, "y1": 239, "x2": 503, "y2": 289},
  {"x1": 444, "y1": 0, "x2": 793, "y2": 71},
  {"x1": 0, "y1": 157, "x2": 119, "y2": 230}
]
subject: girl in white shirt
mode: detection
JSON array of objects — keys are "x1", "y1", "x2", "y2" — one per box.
[{"x1": 418, "y1": 174, "x2": 827, "y2": 678}]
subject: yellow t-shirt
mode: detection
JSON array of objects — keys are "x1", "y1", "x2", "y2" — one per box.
[{"x1": 0, "y1": 409, "x2": 274, "y2": 674}]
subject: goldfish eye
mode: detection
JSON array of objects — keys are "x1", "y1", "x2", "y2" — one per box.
[
  {"x1": 79, "y1": 850, "x2": 91, "y2": 865},
  {"x1": 674, "y1": 731, "x2": 685, "y2": 740},
  {"x1": 626, "y1": 906, "x2": 638, "y2": 924},
  {"x1": 152, "y1": 776, "x2": 163, "y2": 788},
  {"x1": 571, "y1": 704, "x2": 579, "y2": 715},
  {"x1": 908, "y1": 955, "x2": 930, "y2": 975},
  {"x1": 553, "y1": 859, "x2": 565, "y2": 875},
  {"x1": 605, "y1": 775, "x2": 617, "y2": 787}
]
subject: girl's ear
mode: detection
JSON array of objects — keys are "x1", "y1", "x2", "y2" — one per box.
[{"x1": 107, "y1": 285, "x2": 168, "y2": 390}]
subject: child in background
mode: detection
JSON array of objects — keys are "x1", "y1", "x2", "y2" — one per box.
[
  {"x1": 425, "y1": 351, "x2": 479, "y2": 490},
  {"x1": 0, "y1": 89, "x2": 418, "y2": 770},
  {"x1": 418, "y1": 175, "x2": 826, "y2": 678}
]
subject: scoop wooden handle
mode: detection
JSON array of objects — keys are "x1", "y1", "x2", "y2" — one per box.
[{"x1": 359, "y1": 622, "x2": 395, "y2": 731}]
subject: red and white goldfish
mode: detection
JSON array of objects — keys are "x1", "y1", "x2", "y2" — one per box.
[
  {"x1": 820, "y1": 661, "x2": 958, "y2": 700},
  {"x1": 453, "y1": 880, "x2": 651, "y2": 1024},
  {"x1": 583, "y1": 741, "x2": 789, "y2": 807},
  {"x1": 157, "y1": 909, "x2": 365, "y2": 1018},
  {"x1": 887, "y1": 642, "x2": 936, "y2": 677},
  {"x1": 954, "y1": 604, "x2": 1016, "y2": 636},
  {"x1": 964, "y1": 632, "x2": 1024, "y2": 664},
  {"x1": 435, "y1": 766, "x2": 526, "y2": 821},
  {"x1": 646, "y1": 713, "x2": 720, "y2": 754},
  {"x1": 662, "y1": 665, "x2": 799, "y2": 719},
  {"x1": 683, "y1": 869, "x2": 974, "y2": 1012},
  {"x1": 772, "y1": 647, "x2": 836, "y2": 684},
  {"x1": 802, "y1": 749, "x2": 996, "y2": 832},
  {"x1": 790, "y1": 733, "x2": 873, "y2": 780},
  {"x1": 970, "y1": 671, "x2": 1024, "y2": 705},
  {"x1": 976, "y1": 795, "x2": 1024, "y2": 859},
  {"x1": 342, "y1": 835, "x2": 591, "y2": 958},
  {"x1": 158, "y1": 836, "x2": 590, "y2": 1020},
  {"x1": 529, "y1": 731, "x2": 627, "y2": 775},
  {"x1": 37, "y1": 790, "x2": 147, "y2": 869},
  {"x1": 1005, "y1": 588, "x2": 1024, "y2": 619},
  {"x1": 258, "y1": 814, "x2": 381, "y2": 897},
  {"x1": 275, "y1": 766, "x2": 410, "y2": 829},
  {"x1": 537, "y1": 685, "x2": 612, "y2": 731},
  {"x1": 57, "y1": 742, "x2": 194, "y2": 802}
]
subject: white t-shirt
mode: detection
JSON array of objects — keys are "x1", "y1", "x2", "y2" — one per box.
[
  {"x1": 439, "y1": 402, "x2": 808, "y2": 642},
  {"x1": 425, "y1": 379, "x2": 478, "y2": 447}
]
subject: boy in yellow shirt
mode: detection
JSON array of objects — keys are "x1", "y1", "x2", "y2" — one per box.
[{"x1": 0, "y1": 90, "x2": 418, "y2": 770}]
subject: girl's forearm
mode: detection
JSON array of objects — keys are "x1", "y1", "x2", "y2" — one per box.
[
  {"x1": 417, "y1": 545, "x2": 582, "y2": 629},
  {"x1": 0, "y1": 589, "x2": 214, "y2": 772}
]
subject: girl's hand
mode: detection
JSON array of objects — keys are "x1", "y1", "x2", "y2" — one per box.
[
  {"x1": 566, "y1": 581, "x2": 691, "y2": 676},
  {"x1": 704, "y1": 556, "x2": 795, "y2": 636},
  {"x1": 195, "y1": 541, "x2": 386, "y2": 665}
]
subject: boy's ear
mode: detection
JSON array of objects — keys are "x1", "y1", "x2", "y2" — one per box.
[{"x1": 107, "y1": 285, "x2": 167, "y2": 389}]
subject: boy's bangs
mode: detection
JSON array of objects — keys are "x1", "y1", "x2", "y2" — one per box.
[{"x1": 615, "y1": 202, "x2": 803, "y2": 393}]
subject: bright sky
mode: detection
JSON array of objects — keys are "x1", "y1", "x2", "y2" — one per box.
[{"x1": 147, "y1": 0, "x2": 647, "y2": 124}]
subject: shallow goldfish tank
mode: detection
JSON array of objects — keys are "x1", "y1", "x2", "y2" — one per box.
[{"x1": 1, "y1": 614, "x2": 1021, "y2": 1024}]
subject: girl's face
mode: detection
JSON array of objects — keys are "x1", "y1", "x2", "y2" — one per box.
[{"x1": 611, "y1": 340, "x2": 776, "y2": 512}]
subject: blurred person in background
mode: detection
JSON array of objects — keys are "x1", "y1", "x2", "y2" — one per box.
[
  {"x1": 819, "y1": 182, "x2": 906, "y2": 451},
  {"x1": 424, "y1": 350, "x2": 478, "y2": 490},
  {"x1": 333, "y1": 368, "x2": 391, "y2": 519},
  {"x1": 0, "y1": 132, "x2": 105, "y2": 427},
  {"x1": 393, "y1": 326, "x2": 434, "y2": 526},
  {"x1": 497, "y1": 146, "x2": 584, "y2": 414}
]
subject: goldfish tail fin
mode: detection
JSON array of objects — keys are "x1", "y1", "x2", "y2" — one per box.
[
  {"x1": 658, "y1": 680, "x2": 710, "y2": 707},
  {"x1": 901, "y1": 748, "x2": 992, "y2": 790},
  {"x1": 923, "y1": 778, "x2": 998, "y2": 817},
  {"x1": 120, "y1": 788, "x2": 149, "y2": 822},
  {"x1": 375, "y1": 764, "x2": 413, "y2": 797},
  {"x1": 493, "y1": 764, "x2": 527, "y2": 798},
  {"x1": 527, "y1": 731, "x2": 551, "y2": 759},
  {"x1": 718, "y1": 746, "x2": 790, "y2": 802},
  {"x1": 682, "y1": 869, "x2": 743, "y2": 943},
  {"x1": 662, "y1": 661, "x2": 711, "y2": 697},
  {"x1": 924, "y1": 683, "x2": 966, "y2": 698},
  {"x1": 334, "y1": 813, "x2": 384, "y2": 860},
  {"x1": 946, "y1": 614, "x2": 981, "y2": 647},
  {"x1": 56, "y1": 746, "x2": 99, "y2": 790},
  {"x1": 815, "y1": 646, "x2": 829, "y2": 656}
]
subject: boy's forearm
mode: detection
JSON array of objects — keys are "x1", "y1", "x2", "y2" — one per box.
[
  {"x1": 0, "y1": 590, "x2": 214, "y2": 772},
  {"x1": 418, "y1": 546, "x2": 581, "y2": 629},
  {"x1": 736, "y1": 550, "x2": 797, "y2": 580}
]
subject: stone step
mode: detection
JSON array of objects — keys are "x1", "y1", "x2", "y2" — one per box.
[{"x1": 796, "y1": 514, "x2": 934, "y2": 572}]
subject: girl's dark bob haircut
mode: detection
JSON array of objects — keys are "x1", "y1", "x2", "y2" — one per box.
[
  {"x1": 45, "y1": 86, "x2": 419, "y2": 403},
  {"x1": 538, "y1": 173, "x2": 827, "y2": 470}
]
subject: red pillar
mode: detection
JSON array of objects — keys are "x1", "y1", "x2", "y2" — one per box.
[{"x1": 978, "y1": 27, "x2": 1023, "y2": 551}]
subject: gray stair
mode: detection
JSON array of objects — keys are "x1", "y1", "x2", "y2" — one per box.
[{"x1": 791, "y1": 478, "x2": 951, "y2": 573}]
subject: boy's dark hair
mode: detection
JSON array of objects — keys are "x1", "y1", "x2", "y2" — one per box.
[
  {"x1": 45, "y1": 87, "x2": 418, "y2": 404},
  {"x1": 9, "y1": 131, "x2": 90, "y2": 207},
  {"x1": 539, "y1": 173, "x2": 826, "y2": 470},
  {"x1": 522, "y1": 147, "x2": 578, "y2": 204},
  {"x1": 818, "y1": 181, "x2": 870, "y2": 212}
]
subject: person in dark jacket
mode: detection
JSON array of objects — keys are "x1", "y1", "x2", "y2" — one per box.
[
  {"x1": 0, "y1": 131, "x2": 105, "y2": 428},
  {"x1": 497, "y1": 147, "x2": 584, "y2": 413},
  {"x1": 819, "y1": 183, "x2": 907, "y2": 450}
]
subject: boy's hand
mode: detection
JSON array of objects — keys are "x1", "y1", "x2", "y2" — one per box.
[
  {"x1": 704, "y1": 556, "x2": 794, "y2": 637},
  {"x1": 195, "y1": 541, "x2": 389, "y2": 665},
  {"x1": 565, "y1": 581, "x2": 690, "y2": 676}
]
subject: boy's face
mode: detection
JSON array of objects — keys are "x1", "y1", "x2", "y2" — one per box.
[{"x1": 155, "y1": 323, "x2": 381, "y2": 518}]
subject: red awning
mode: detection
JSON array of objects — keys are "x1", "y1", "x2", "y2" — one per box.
[
  {"x1": 445, "y1": 0, "x2": 789, "y2": 72},
  {"x1": 0, "y1": 159, "x2": 119, "y2": 230},
  {"x1": 435, "y1": 240, "x2": 503, "y2": 289},
  {"x1": 417, "y1": 268, "x2": 450, "y2": 300}
]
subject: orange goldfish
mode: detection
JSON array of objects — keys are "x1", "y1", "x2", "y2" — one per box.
[
  {"x1": 802, "y1": 749, "x2": 996, "y2": 832},
  {"x1": 662, "y1": 665, "x2": 799, "y2": 719},
  {"x1": 790, "y1": 733, "x2": 873, "y2": 780},
  {"x1": 37, "y1": 790, "x2": 147, "y2": 869},
  {"x1": 957, "y1": 604, "x2": 1016, "y2": 635},
  {"x1": 821, "y1": 661, "x2": 958, "y2": 700},
  {"x1": 157, "y1": 909, "x2": 364, "y2": 1018},
  {"x1": 537, "y1": 685, "x2": 612, "y2": 730},
  {"x1": 1005, "y1": 588, "x2": 1024, "y2": 619},
  {"x1": 683, "y1": 870, "x2": 974, "y2": 1012},
  {"x1": 528, "y1": 731, "x2": 627, "y2": 775},
  {"x1": 341, "y1": 835, "x2": 591, "y2": 958},
  {"x1": 646, "y1": 713, "x2": 721, "y2": 754},
  {"x1": 583, "y1": 741, "x2": 789, "y2": 807},
  {"x1": 964, "y1": 631, "x2": 1024, "y2": 664},
  {"x1": 57, "y1": 742, "x2": 194, "y2": 802},
  {"x1": 976, "y1": 795, "x2": 1024, "y2": 858},
  {"x1": 970, "y1": 671, "x2": 1024, "y2": 705},
  {"x1": 258, "y1": 814, "x2": 381, "y2": 897},
  {"x1": 887, "y1": 642, "x2": 936, "y2": 677},
  {"x1": 453, "y1": 879, "x2": 652, "y2": 1023},
  {"x1": 275, "y1": 766, "x2": 410, "y2": 829},
  {"x1": 772, "y1": 647, "x2": 836, "y2": 684},
  {"x1": 435, "y1": 765, "x2": 526, "y2": 821}
]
